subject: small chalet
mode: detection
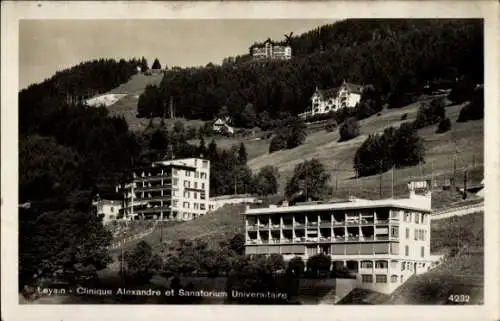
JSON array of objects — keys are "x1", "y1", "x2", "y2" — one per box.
[{"x1": 212, "y1": 117, "x2": 234, "y2": 135}]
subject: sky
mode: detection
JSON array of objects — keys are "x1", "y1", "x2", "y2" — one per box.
[{"x1": 19, "y1": 19, "x2": 335, "y2": 89}]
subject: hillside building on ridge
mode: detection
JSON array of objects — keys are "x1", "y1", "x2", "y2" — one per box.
[{"x1": 249, "y1": 38, "x2": 292, "y2": 61}]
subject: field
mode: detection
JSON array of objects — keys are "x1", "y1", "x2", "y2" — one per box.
[{"x1": 247, "y1": 100, "x2": 483, "y2": 200}]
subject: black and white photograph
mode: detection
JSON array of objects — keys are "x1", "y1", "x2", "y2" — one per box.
[{"x1": 1, "y1": 1, "x2": 499, "y2": 321}]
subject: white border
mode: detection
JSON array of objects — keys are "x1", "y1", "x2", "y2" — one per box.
[{"x1": 2, "y1": 1, "x2": 499, "y2": 321}]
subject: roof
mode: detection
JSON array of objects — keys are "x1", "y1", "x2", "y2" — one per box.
[
  {"x1": 313, "y1": 81, "x2": 364, "y2": 100},
  {"x1": 342, "y1": 82, "x2": 364, "y2": 95},
  {"x1": 243, "y1": 197, "x2": 432, "y2": 215}
]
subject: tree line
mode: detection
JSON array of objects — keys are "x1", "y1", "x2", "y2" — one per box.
[{"x1": 137, "y1": 19, "x2": 482, "y2": 127}]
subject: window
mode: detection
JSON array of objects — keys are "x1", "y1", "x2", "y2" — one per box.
[
  {"x1": 194, "y1": 182, "x2": 198, "y2": 189},
  {"x1": 202, "y1": 160, "x2": 208, "y2": 168},
  {"x1": 110, "y1": 207, "x2": 114, "y2": 213},
  {"x1": 183, "y1": 202, "x2": 190, "y2": 209},
  {"x1": 421, "y1": 246, "x2": 425, "y2": 258},
  {"x1": 200, "y1": 192, "x2": 206, "y2": 200},
  {"x1": 172, "y1": 200, "x2": 178, "y2": 208},
  {"x1": 186, "y1": 171, "x2": 191, "y2": 177},
  {"x1": 183, "y1": 191, "x2": 189, "y2": 198},
  {"x1": 400, "y1": 275, "x2": 404, "y2": 283},
  {"x1": 401, "y1": 262, "x2": 405, "y2": 271},
  {"x1": 405, "y1": 245, "x2": 409, "y2": 256},
  {"x1": 195, "y1": 172, "x2": 199, "y2": 178},
  {"x1": 414, "y1": 229, "x2": 418, "y2": 240},
  {"x1": 361, "y1": 261, "x2": 373, "y2": 269},
  {"x1": 405, "y1": 228, "x2": 410, "y2": 239},
  {"x1": 173, "y1": 178, "x2": 178, "y2": 185},
  {"x1": 173, "y1": 189, "x2": 178, "y2": 197},
  {"x1": 375, "y1": 275, "x2": 387, "y2": 283},
  {"x1": 184, "y1": 180, "x2": 190, "y2": 188},
  {"x1": 361, "y1": 275, "x2": 373, "y2": 283},
  {"x1": 391, "y1": 275, "x2": 398, "y2": 283},
  {"x1": 391, "y1": 227, "x2": 399, "y2": 237},
  {"x1": 405, "y1": 212, "x2": 411, "y2": 222},
  {"x1": 423, "y1": 230, "x2": 427, "y2": 241},
  {"x1": 200, "y1": 203, "x2": 206, "y2": 210},
  {"x1": 375, "y1": 261, "x2": 388, "y2": 269},
  {"x1": 201, "y1": 183, "x2": 205, "y2": 189},
  {"x1": 414, "y1": 213, "x2": 419, "y2": 223},
  {"x1": 194, "y1": 203, "x2": 199, "y2": 210},
  {"x1": 173, "y1": 169, "x2": 178, "y2": 176},
  {"x1": 194, "y1": 192, "x2": 198, "y2": 199}
]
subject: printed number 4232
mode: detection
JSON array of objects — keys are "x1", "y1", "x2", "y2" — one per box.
[{"x1": 448, "y1": 294, "x2": 470, "y2": 303}]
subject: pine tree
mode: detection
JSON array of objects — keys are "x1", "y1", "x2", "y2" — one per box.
[
  {"x1": 152, "y1": 58, "x2": 162, "y2": 70},
  {"x1": 237, "y1": 143, "x2": 248, "y2": 165}
]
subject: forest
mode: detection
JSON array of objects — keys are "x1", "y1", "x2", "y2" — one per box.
[
  {"x1": 17, "y1": 19, "x2": 484, "y2": 293},
  {"x1": 137, "y1": 19, "x2": 483, "y2": 128}
]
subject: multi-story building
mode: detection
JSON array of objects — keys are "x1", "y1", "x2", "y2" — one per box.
[
  {"x1": 119, "y1": 158, "x2": 210, "y2": 221},
  {"x1": 242, "y1": 180, "x2": 436, "y2": 294},
  {"x1": 299, "y1": 80, "x2": 364, "y2": 119},
  {"x1": 91, "y1": 196, "x2": 123, "y2": 225},
  {"x1": 250, "y1": 39, "x2": 292, "y2": 61}
]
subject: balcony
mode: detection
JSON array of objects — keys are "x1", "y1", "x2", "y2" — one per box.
[
  {"x1": 258, "y1": 224, "x2": 269, "y2": 229},
  {"x1": 282, "y1": 224, "x2": 293, "y2": 230},
  {"x1": 136, "y1": 185, "x2": 170, "y2": 192},
  {"x1": 247, "y1": 225, "x2": 259, "y2": 231},
  {"x1": 346, "y1": 220, "x2": 360, "y2": 226},
  {"x1": 294, "y1": 223, "x2": 306, "y2": 229},
  {"x1": 375, "y1": 220, "x2": 389, "y2": 225},
  {"x1": 360, "y1": 219, "x2": 374, "y2": 225},
  {"x1": 246, "y1": 239, "x2": 261, "y2": 245},
  {"x1": 347, "y1": 235, "x2": 361, "y2": 241},
  {"x1": 137, "y1": 206, "x2": 170, "y2": 214},
  {"x1": 333, "y1": 221, "x2": 345, "y2": 226},
  {"x1": 333, "y1": 236, "x2": 346, "y2": 242},
  {"x1": 375, "y1": 235, "x2": 389, "y2": 240},
  {"x1": 270, "y1": 224, "x2": 281, "y2": 230},
  {"x1": 320, "y1": 222, "x2": 332, "y2": 228},
  {"x1": 319, "y1": 237, "x2": 332, "y2": 243},
  {"x1": 138, "y1": 196, "x2": 170, "y2": 202},
  {"x1": 307, "y1": 222, "x2": 319, "y2": 228}
]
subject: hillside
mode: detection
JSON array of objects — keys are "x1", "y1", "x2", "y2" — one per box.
[
  {"x1": 247, "y1": 100, "x2": 483, "y2": 200},
  {"x1": 105, "y1": 72, "x2": 164, "y2": 132},
  {"x1": 112, "y1": 204, "x2": 246, "y2": 255}
]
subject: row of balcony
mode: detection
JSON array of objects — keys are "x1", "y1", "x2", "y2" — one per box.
[
  {"x1": 247, "y1": 220, "x2": 393, "y2": 230},
  {"x1": 245, "y1": 235, "x2": 396, "y2": 244}
]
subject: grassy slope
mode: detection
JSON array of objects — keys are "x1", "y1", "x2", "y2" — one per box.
[
  {"x1": 105, "y1": 72, "x2": 205, "y2": 132},
  {"x1": 383, "y1": 211, "x2": 484, "y2": 305},
  {"x1": 114, "y1": 204, "x2": 246, "y2": 254},
  {"x1": 247, "y1": 100, "x2": 484, "y2": 200}
]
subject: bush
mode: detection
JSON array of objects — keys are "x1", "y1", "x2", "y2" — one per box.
[
  {"x1": 339, "y1": 117, "x2": 360, "y2": 142},
  {"x1": 354, "y1": 122, "x2": 425, "y2": 177},
  {"x1": 414, "y1": 98, "x2": 446, "y2": 129},
  {"x1": 401, "y1": 113, "x2": 408, "y2": 120},
  {"x1": 436, "y1": 117, "x2": 452, "y2": 133},
  {"x1": 268, "y1": 117, "x2": 307, "y2": 153},
  {"x1": 306, "y1": 254, "x2": 331, "y2": 278},
  {"x1": 457, "y1": 86, "x2": 484, "y2": 122},
  {"x1": 325, "y1": 120, "x2": 337, "y2": 132}
]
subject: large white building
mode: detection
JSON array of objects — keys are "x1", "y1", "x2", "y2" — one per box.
[
  {"x1": 119, "y1": 158, "x2": 210, "y2": 221},
  {"x1": 242, "y1": 180, "x2": 437, "y2": 294},
  {"x1": 250, "y1": 39, "x2": 292, "y2": 61},
  {"x1": 300, "y1": 81, "x2": 364, "y2": 119}
]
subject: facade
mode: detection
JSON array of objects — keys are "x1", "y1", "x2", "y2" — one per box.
[
  {"x1": 242, "y1": 181, "x2": 435, "y2": 294},
  {"x1": 119, "y1": 158, "x2": 210, "y2": 221},
  {"x1": 306, "y1": 80, "x2": 364, "y2": 118},
  {"x1": 250, "y1": 39, "x2": 292, "y2": 61},
  {"x1": 92, "y1": 197, "x2": 122, "y2": 225}
]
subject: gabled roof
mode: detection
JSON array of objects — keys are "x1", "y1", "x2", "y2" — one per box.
[
  {"x1": 342, "y1": 82, "x2": 364, "y2": 95},
  {"x1": 313, "y1": 87, "x2": 339, "y2": 100}
]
